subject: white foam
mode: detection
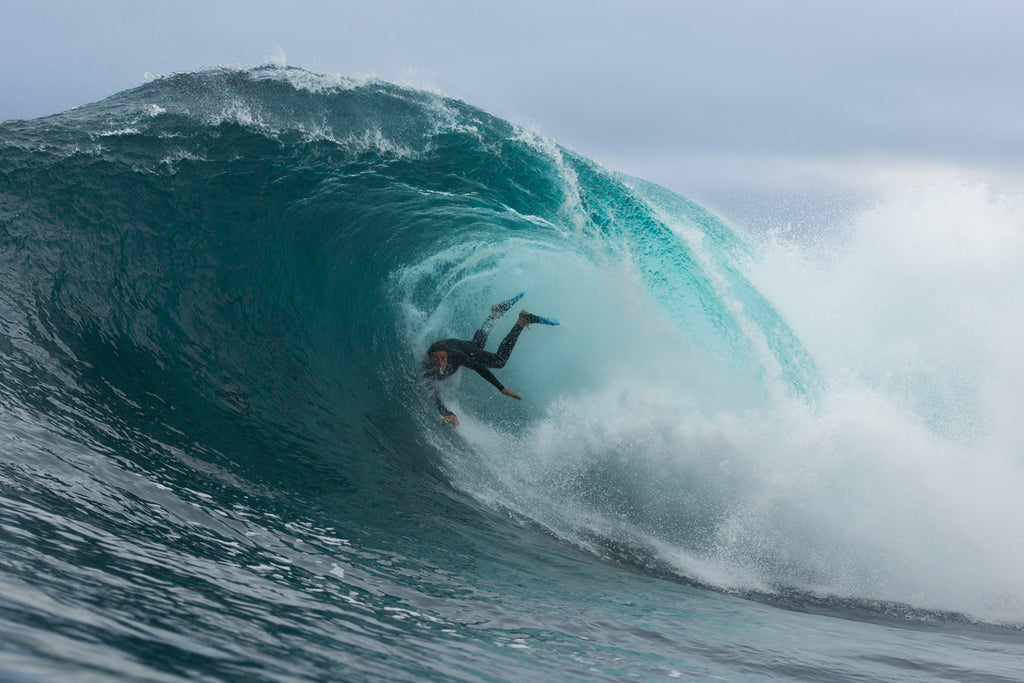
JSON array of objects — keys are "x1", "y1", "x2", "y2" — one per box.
[
  {"x1": 723, "y1": 170, "x2": 1024, "y2": 620},
  {"x1": 432, "y1": 166, "x2": 1024, "y2": 624}
]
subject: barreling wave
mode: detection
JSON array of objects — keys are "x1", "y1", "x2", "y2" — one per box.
[
  {"x1": 0, "y1": 64, "x2": 816, "y2": 500},
  {"x1": 2, "y1": 65, "x2": 1022, "y2": 631}
]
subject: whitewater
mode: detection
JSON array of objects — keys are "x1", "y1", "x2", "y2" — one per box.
[{"x1": 1, "y1": 66, "x2": 1021, "y2": 681}]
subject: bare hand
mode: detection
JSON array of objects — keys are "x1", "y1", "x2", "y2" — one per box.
[
  {"x1": 443, "y1": 413, "x2": 460, "y2": 426},
  {"x1": 501, "y1": 388, "x2": 522, "y2": 400}
]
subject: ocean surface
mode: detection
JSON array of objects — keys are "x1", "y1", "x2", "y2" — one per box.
[{"x1": 1, "y1": 66, "x2": 1022, "y2": 681}]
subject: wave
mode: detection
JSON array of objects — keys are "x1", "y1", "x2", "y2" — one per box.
[{"x1": 2, "y1": 65, "x2": 1022, "y2": 627}]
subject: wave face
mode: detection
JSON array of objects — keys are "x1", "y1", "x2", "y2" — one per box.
[{"x1": 2, "y1": 66, "x2": 1023, "y2": 680}]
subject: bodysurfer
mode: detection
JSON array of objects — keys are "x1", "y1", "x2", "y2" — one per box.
[{"x1": 422, "y1": 293, "x2": 558, "y2": 426}]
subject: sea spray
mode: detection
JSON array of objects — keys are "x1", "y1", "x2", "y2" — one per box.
[{"x1": 435, "y1": 171, "x2": 1024, "y2": 624}]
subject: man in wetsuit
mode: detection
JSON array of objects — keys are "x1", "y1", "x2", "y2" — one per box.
[{"x1": 423, "y1": 295, "x2": 558, "y2": 426}]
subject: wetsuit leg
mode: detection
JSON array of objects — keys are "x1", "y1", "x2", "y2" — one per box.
[
  {"x1": 471, "y1": 313, "x2": 499, "y2": 348},
  {"x1": 471, "y1": 293, "x2": 524, "y2": 348},
  {"x1": 456, "y1": 321, "x2": 525, "y2": 369},
  {"x1": 490, "y1": 321, "x2": 526, "y2": 368}
]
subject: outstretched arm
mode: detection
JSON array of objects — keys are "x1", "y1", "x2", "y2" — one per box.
[
  {"x1": 431, "y1": 388, "x2": 460, "y2": 425},
  {"x1": 471, "y1": 365, "x2": 522, "y2": 401}
]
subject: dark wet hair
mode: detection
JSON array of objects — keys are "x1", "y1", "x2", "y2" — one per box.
[{"x1": 427, "y1": 341, "x2": 449, "y2": 355}]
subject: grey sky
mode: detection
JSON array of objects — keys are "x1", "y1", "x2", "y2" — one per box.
[{"x1": 3, "y1": 0, "x2": 1023, "y2": 228}]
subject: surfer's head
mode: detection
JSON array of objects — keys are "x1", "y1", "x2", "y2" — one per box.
[{"x1": 426, "y1": 342, "x2": 449, "y2": 373}]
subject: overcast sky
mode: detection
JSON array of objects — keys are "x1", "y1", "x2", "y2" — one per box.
[{"x1": 3, "y1": 0, "x2": 1023, "y2": 228}]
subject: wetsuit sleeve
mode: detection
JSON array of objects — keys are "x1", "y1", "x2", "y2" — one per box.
[
  {"x1": 431, "y1": 386, "x2": 454, "y2": 417},
  {"x1": 466, "y1": 362, "x2": 505, "y2": 392}
]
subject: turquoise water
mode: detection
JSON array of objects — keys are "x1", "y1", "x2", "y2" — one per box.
[{"x1": 1, "y1": 66, "x2": 1021, "y2": 681}]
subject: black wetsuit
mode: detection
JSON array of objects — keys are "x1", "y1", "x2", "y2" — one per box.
[{"x1": 423, "y1": 316, "x2": 526, "y2": 417}]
